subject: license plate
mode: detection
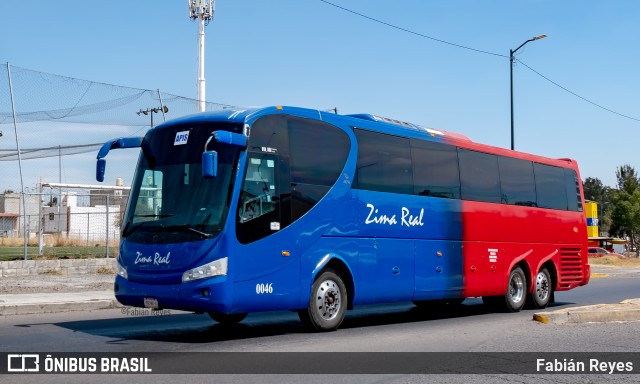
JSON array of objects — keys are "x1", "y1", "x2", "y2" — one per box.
[{"x1": 144, "y1": 297, "x2": 159, "y2": 309}]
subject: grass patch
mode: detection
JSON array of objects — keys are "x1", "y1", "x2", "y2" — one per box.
[
  {"x1": 41, "y1": 268, "x2": 64, "y2": 275},
  {"x1": 0, "y1": 246, "x2": 117, "y2": 261},
  {"x1": 97, "y1": 266, "x2": 114, "y2": 274},
  {"x1": 589, "y1": 255, "x2": 640, "y2": 267}
]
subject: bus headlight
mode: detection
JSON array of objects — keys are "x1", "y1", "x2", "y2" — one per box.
[
  {"x1": 116, "y1": 260, "x2": 128, "y2": 280},
  {"x1": 182, "y1": 257, "x2": 228, "y2": 283}
]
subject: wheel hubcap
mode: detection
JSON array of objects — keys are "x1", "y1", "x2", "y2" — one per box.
[
  {"x1": 509, "y1": 273, "x2": 525, "y2": 304},
  {"x1": 536, "y1": 272, "x2": 549, "y2": 302},
  {"x1": 315, "y1": 279, "x2": 341, "y2": 321}
]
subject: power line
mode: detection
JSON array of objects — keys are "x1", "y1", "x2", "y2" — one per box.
[
  {"x1": 318, "y1": 0, "x2": 506, "y2": 58},
  {"x1": 516, "y1": 59, "x2": 640, "y2": 123},
  {"x1": 319, "y1": 0, "x2": 640, "y2": 124}
]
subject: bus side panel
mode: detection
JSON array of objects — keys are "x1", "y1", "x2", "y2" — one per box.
[
  {"x1": 231, "y1": 257, "x2": 301, "y2": 313},
  {"x1": 414, "y1": 240, "x2": 463, "y2": 301},
  {"x1": 298, "y1": 237, "x2": 359, "y2": 309},
  {"x1": 357, "y1": 238, "x2": 414, "y2": 304},
  {"x1": 462, "y1": 241, "x2": 503, "y2": 297}
]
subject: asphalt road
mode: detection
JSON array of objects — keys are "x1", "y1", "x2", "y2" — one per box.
[{"x1": 1, "y1": 272, "x2": 639, "y2": 384}]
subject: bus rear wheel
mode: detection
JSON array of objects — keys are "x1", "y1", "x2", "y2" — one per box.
[
  {"x1": 527, "y1": 267, "x2": 552, "y2": 309},
  {"x1": 298, "y1": 269, "x2": 347, "y2": 332},
  {"x1": 483, "y1": 266, "x2": 527, "y2": 313},
  {"x1": 208, "y1": 312, "x2": 248, "y2": 324}
]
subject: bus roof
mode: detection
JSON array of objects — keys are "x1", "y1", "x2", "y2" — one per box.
[{"x1": 157, "y1": 106, "x2": 578, "y2": 170}]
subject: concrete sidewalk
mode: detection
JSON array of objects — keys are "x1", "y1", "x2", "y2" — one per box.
[
  {"x1": 533, "y1": 299, "x2": 640, "y2": 324},
  {"x1": 0, "y1": 290, "x2": 119, "y2": 316}
]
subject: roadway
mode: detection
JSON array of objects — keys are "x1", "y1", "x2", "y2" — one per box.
[{"x1": 1, "y1": 271, "x2": 639, "y2": 384}]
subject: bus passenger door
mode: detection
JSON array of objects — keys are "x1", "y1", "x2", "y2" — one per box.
[
  {"x1": 233, "y1": 151, "x2": 300, "y2": 312},
  {"x1": 414, "y1": 240, "x2": 463, "y2": 300},
  {"x1": 358, "y1": 238, "x2": 414, "y2": 304}
]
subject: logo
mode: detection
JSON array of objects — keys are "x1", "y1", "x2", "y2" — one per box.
[
  {"x1": 8, "y1": 354, "x2": 40, "y2": 372},
  {"x1": 134, "y1": 251, "x2": 171, "y2": 266},
  {"x1": 364, "y1": 203, "x2": 425, "y2": 227},
  {"x1": 174, "y1": 131, "x2": 189, "y2": 146}
]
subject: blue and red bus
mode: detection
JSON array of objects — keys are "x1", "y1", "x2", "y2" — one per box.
[{"x1": 96, "y1": 106, "x2": 590, "y2": 331}]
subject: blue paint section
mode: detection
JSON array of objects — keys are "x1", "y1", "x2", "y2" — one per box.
[
  {"x1": 357, "y1": 238, "x2": 414, "y2": 304},
  {"x1": 356, "y1": 190, "x2": 464, "y2": 302},
  {"x1": 414, "y1": 240, "x2": 463, "y2": 300}
]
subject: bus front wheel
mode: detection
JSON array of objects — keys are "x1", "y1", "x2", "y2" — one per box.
[
  {"x1": 208, "y1": 312, "x2": 248, "y2": 324},
  {"x1": 298, "y1": 269, "x2": 347, "y2": 331},
  {"x1": 483, "y1": 266, "x2": 527, "y2": 313}
]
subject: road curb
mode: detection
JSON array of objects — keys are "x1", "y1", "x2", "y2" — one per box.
[
  {"x1": 533, "y1": 299, "x2": 640, "y2": 324},
  {"x1": 0, "y1": 299, "x2": 121, "y2": 316},
  {"x1": 590, "y1": 273, "x2": 609, "y2": 278}
]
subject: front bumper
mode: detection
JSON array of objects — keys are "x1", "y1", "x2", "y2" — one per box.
[{"x1": 114, "y1": 275, "x2": 232, "y2": 313}]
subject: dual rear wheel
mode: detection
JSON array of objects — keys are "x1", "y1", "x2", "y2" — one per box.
[{"x1": 483, "y1": 266, "x2": 552, "y2": 312}]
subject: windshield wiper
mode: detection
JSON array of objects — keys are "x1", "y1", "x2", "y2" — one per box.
[
  {"x1": 135, "y1": 214, "x2": 174, "y2": 218},
  {"x1": 150, "y1": 225, "x2": 213, "y2": 239},
  {"x1": 186, "y1": 227, "x2": 213, "y2": 238}
]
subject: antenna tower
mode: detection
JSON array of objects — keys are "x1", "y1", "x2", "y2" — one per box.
[{"x1": 188, "y1": 0, "x2": 215, "y2": 112}]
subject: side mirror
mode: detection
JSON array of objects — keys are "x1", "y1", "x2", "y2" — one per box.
[
  {"x1": 202, "y1": 131, "x2": 247, "y2": 178},
  {"x1": 202, "y1": 150, "x2": 218, "y2": 178},
  {"x1": 96, "y1": 159, "x2": 107, "y2": 182},
  {"x1": 95, "y1": 137, "x2": 143, "y2": 182}
]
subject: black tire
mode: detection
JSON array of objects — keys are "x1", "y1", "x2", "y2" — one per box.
[
  {"x1": 483, "y1": 266, "x2": 527, "y2": 313},
  {"x1": 208, "y1": 312, "x2": 248, "y2": 324},
  {"x1": 528, "y1": 267, "x2": 552, "y2": 309},
  {"x1": 298, "y1": 269, "x2": 347, "y2": 331}
]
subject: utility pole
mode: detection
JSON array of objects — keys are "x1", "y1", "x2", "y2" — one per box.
[
  {"x1": 189, "y1": 0, "x2": 215, "y2": 112},
  {"x1": 510, "y1": 34, "x2": 547, "y2": 150}
]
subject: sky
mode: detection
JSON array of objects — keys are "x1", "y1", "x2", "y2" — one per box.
[{"x1": 1, "y1": 0, "x2": 639, "y2": 192}]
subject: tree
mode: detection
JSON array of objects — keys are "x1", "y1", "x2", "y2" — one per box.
[
  {"x1": 616, "y1": 164, "x2": 639, "y2": 195},
  {"x1": 582, "y1": 177, "x2": 613, "y2": 233},
  {"x1": 609, "y1": 189, "x2": 640, "y2": 248}
]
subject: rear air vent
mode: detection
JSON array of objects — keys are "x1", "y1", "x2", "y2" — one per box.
[{"x1": 558, "y1": 248, "x2": 584, "y2": 288}]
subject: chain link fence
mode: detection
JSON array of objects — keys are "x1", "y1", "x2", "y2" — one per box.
[
  {"x1": 0, "y1": 63, "x2": 239, "y2": 260},
  {"x1": 0, "y1": 188, "x2": 129, "y2": 260}
]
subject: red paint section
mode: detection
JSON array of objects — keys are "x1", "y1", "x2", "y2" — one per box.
[{"x1": 461, "y1": 200, "x2": 588, "y2": 298}]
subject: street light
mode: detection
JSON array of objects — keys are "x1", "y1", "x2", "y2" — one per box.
[
  {"x1": 510, "y1": 34, "x2": 547, "y2": 150},
  {"x1": 137, "y1": 105, "x2": 169, "y2": 128}
]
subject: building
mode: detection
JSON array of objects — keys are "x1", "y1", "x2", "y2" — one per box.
[{"x1": 0, "y1": 193, "x2": 41, "y2": 237}]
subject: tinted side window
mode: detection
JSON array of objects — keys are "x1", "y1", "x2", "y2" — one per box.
[
  {"x1": 498, "y1": 157, "x2": 537, "y2": 206},
  {"x1": 564, "y1": 169, "x2": 583, "y2": 212},
  {"x1": 410, "y1": 139, "x2": 460, "y2": 199},
  {"x1": 355, "y1": 129, "x2": 413, "y2": 194},
  {"x1": 534, "y1": 163, "x2": 568, "y2": 210},
  {"x1": 288, "y1": 118, "x2": 350, "y2": 221},
  {"x1": 458, "y1": 149, "x2": 501, "y2": 203},
  {"x1": 289, "y1": 119, "x2": 350, "y2": 186}
]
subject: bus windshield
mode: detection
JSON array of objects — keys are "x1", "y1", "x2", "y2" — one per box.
[{"x1": 122, "y1": 122, "x2": 242, "y2": 244}]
